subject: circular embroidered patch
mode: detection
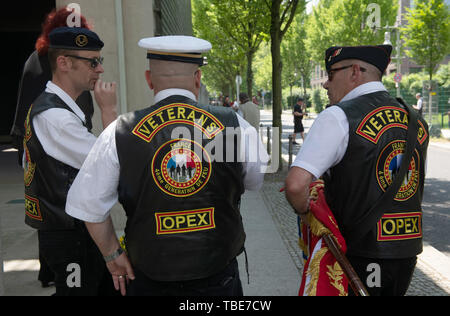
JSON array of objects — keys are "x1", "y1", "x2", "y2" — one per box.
[
  {"x1": 376, "y1": 140, "x2": 420, "y2": 201},
  {"x1": 152, "y1": 139, "x2": 211, "y2": 197}
]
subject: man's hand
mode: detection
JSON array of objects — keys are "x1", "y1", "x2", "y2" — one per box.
[
  {"x1": 94, "y1": 79, "x2": 118, "y2": 128},
  {"x1": 106, "y1": 252, "x2": 135, "y2": 296}
]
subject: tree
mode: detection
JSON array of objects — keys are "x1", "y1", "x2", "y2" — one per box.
[
  {"x1": 266, "y1": 0, "x2": 304, "y2": 170},
  {"x1": 192, "y1": 0, "x2": 247, "y2": 96},
  {"x1": 193, "y1": 0, "x2": 270, "y2": 98},
  {"x1": 401, "y1": 0, "x2": 450, "y2": 122},
  {"x1": 305, "y1": 0, "x2": 398, "y2": 66},
  {"x1": 282, "y1": 11, "x2": 311, "y2": 101},
  {"x1": 211, "y1": 0, "x2": 270, "y2": 97}
]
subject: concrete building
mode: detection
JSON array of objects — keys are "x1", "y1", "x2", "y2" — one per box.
[{"x1": 0, "y1": 0, "x2": 195, "y2": 138}]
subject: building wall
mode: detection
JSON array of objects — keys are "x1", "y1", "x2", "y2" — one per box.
[{"x1": 56, "y1": 0, "x2": 155, "y2": 136}]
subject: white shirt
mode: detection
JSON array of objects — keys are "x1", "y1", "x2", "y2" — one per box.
[
  {"x1": 292, "y1": 81, "x2": 387, "y2": 179},
  {"x1": 31, "y1": 81, "x2": 97, "y2": 169},
  {"x1": 416, "y1": 98, "x2": 423, "y2": 110},
  {"x1": 66, "y1": 89, "x2": 269, "y2": 223}
]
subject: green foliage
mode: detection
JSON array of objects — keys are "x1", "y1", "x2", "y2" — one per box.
[
  {"x1": 281, "y1": 11, "x2": 312, "y2": 95},
  {"x1": 192, "y1": 0, "x2": 245, "y2": 95},
  {"x1": 305, "y1": 0, "x2": 398, "y2": 66},
  {"x1": 401, "y1": 0, "x2": 450, "y2": 82},
  {"x1": 192, "y1": 0, "x2": 270, "y2": 96},
  {"x1": 436, "y1": 62, "x2": 450, "y2": 88},
  {"x1": 253, "y1": 42, "x2": 272, "y2": 90},
  {"x1": 311, "y1": 88, "x2": 327, "y2": 113}
]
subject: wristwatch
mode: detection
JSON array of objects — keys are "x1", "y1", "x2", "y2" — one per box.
[{"x1": 103, "y1": 247, "x2": 124, "y2": 262}]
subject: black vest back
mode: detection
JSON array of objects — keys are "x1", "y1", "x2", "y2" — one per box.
[
  {"x1": 115, "y1": 95, "x2": 246, "y2": 281},
  {"x1": 324, "y1": 91, "x2": 429, "y2": 259},
  {"x1": 24, "y1": 92, "x2": 89, "y2": 230}
]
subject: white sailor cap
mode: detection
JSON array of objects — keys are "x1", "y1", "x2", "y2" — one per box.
[{"x1": 138, "y1": 35, "x2": 212, "y2": 66}]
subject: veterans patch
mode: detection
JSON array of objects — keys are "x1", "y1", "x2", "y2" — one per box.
[
  {"x1": 152, "y1": 139, "x2": 211, "y2": 197},
  {"x1": 132, "y1": 103, "x2": 224, "y2": 143},
  {"x1": 377, "y1": 212, "x2": 422, "y2": 241},
  {"x1": 155, "y1": 208, "x2": 215, "y2": 235},
  {"x1": 376, "y1": 140, "x2": 420, "y2": 201},
  {"x1": 356, "y1": 106, "x2": 428, "y2": 145}
]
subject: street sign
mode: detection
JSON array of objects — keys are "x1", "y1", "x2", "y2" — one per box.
[
  {"x1": 236, "y1": 75, "x2": 242, "y2": 85},
  {"x1": 393, "y1": 73, "x2": 402, "y2": 83}
]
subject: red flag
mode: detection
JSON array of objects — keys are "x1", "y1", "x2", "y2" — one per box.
[{"x1": 298, "y1": 180, "x2": 348, "y2": 296}]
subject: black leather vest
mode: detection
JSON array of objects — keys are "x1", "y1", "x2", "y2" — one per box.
[
  {"x1": 24, "y1": 92, "x2": 90, "y2": 230},
  {"x1": 115, "y1": 95, "x2": 246, "y2": 281},
  {"x1": 324, "y1": 91, "x2": 429, "y2": 258}
]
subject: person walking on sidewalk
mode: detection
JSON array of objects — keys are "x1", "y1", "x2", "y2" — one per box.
[
  {"x1": 292, "y1": 98, "x2": 306, "y2": 145},
  {"x1": 23, "y1": 27, "x2": 118, "y2": 296},
  {"x1": 65, "y1": 35, "x2": 269, "y2": 296},
  {"x1": 285, "y1": 44, "x2": 429, "y2": 296}
]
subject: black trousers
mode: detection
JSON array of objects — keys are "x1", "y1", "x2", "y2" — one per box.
[
  {"x1": 38, "y1": 223, "x2": 118, "y2": 296},
  {"x1": 127, "y1": 258, "x2": 243, "y2": 296},
  {"x1": 347, "y1": 256, "x2": 417, "y2": 296}
]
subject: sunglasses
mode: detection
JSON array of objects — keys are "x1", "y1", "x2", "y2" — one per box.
[
  {"x1": 327, "y1": 64, "x2": 366, "y2": 81},
  {"x1": 65, "y1": 55, "x2": 104, "y2": 69}
]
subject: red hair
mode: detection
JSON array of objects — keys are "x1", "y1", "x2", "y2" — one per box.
[{"x1": 35, "y1": 7, "x2": 91, "y2": 56}]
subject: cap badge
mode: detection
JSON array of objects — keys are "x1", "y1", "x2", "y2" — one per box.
[
  {"x1": 328, "y1": 48, "x2": 342, "y2": 62},
  {"x1": 75, "y1": 34, "x2": 88, "y2": 47}
]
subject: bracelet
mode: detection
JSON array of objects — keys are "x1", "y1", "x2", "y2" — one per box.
[{"x1": 103, "y1": 247, "x2": 124, "y2": 262}]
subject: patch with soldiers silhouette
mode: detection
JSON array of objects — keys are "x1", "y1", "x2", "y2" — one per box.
[
  {"x1": 376, "y1": 140, "x2": 420, "y2": 202},
  {"x1": 152, "y1": 138, "x2": 211, "y2": 197}
]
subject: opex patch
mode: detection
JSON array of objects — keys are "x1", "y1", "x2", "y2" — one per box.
[
  {"x1": 132, "y1": 103, "x2": 224, "y2": 143},
  {"x1": 357, "y1": 106, "x2": 428, "y2": 145},
  {"x1": 25, "y1": 195, "x2": 43, "y2": 221},
  {"x1": 376, "y1": 140, "x2": 420, "y2": 202},
  {"x1": 152, "y1": 139, "x2": 211, "y2": 197},
  {"x1": 377, "y1": 212, "x2": 422, "y2": 241},
  {"x1": 155, "y1": 208, "x2": 215, "y2": 235}
]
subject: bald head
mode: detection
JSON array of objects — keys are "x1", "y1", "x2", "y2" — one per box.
[{"x1": 146, "y1": 59, "x2": 201, "y2": 96}]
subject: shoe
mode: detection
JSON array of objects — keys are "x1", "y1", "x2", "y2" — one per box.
[{"x1": 292, "y1": 141, "x2": 299, "y2": 145}]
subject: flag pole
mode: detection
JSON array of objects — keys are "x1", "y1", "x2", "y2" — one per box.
[{"x1": 322, "y1": 234, "x2": 370, "y2": 296}]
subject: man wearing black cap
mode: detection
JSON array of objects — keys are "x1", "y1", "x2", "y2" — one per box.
[
  {"x1": 23, "y1": 27, "x2": 118, "y2": 295},
  {"x1": 285, "y1": 45, "x2": 429, "y2": 296},
  {"x1": 65, "y1": 35, "x2": 268, "y2": 296}
]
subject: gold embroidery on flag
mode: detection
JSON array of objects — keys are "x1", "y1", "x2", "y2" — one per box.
[{"x1": 326, "y1": 262, "x2": 347, "y2": 296}]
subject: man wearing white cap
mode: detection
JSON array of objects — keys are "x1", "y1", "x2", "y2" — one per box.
[{"x1": 65, "y1": 35, "x2": 268, "y2": 296}]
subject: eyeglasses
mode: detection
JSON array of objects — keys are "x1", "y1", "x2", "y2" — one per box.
[
  {"x1": 64, "y1": 55, "x2": 104, "y2": 69},
  {"x1": 327, "y1": 64, "x2": 366, "y2": 81}
]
